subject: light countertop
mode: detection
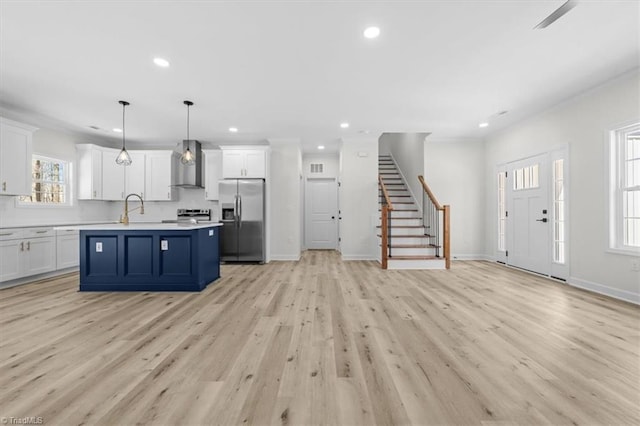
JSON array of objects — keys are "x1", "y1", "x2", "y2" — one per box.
[{"x1": 54, "y1": 222, "x2": 222, "y2": 231}]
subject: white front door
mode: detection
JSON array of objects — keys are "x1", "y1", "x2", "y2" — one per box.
[
  {"x1": 506, "y1": 154, "x2": 550, "y2": 275},
  {"x1": 305, "y1": 178, "x2": 338, "y2": 249}
]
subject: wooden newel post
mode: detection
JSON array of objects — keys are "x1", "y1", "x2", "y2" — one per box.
[
  {"x1": 381, "y1": 204, "x2": 388, "y2": 270},
  {"x1": 443, "y1": 205, "x2": 450, "y2": 269}
]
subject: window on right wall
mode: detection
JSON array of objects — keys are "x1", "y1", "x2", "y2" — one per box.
[{"x1": 609, "y1": 122, "x2": 640, "y2": 253}]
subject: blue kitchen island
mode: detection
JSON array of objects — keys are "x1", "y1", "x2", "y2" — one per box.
[{"x1": 56, "y1": 223, "x2": 222, "y2": 291}]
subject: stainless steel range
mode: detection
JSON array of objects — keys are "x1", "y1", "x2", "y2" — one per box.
[
  {"x1": 162, "y1": 208, "x2": 212, "y2": 224},
  {"x1": 177, "y1": 208, "x2": 212, "y2": 223}
]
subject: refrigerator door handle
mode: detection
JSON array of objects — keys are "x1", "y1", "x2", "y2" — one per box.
[
  {"x1": 238, "y1": 195, "x2": 242, "y2": 228},
  {"x1": 234, "y1": 194, "x2": 239, "y2": 227}
]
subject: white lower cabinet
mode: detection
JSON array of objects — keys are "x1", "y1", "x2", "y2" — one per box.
[
  {"x1": 25, "y1": 237, "x2": 56, "y2": 275},
  {"x1": 0, "y1": 239, "x2": 22, "y2": 281},
  {"x1": 0, "y1": 228, "x2": 56, "y2": 282},
  {"x1": 56, "y1": 230, "x2": 79, "y2": 269},
  {"x1": 0, "y1": 227, "x2": 74, "y2": 284}
]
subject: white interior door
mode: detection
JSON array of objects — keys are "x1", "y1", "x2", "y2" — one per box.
[
  {"x1": 506, "y1": 154, "x2": 550, "y2": 275},
  {"x1": 305, "y1": 178, "x2": 338, "y2": 249}
]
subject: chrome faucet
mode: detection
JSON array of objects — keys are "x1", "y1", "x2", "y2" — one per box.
[{"x1": 120, "y1": 193, "x2": 145, "y2": 225}]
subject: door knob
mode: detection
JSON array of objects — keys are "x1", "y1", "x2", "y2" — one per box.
[{"x1": 536, "y1": 218, "x2": 548, "y2": 223}]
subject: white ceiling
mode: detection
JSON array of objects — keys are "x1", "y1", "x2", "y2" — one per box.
[{"x1": 1, "y1": 1, "x2": 638, "y2": 153}]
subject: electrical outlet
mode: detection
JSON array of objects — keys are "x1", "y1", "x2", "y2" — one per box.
[
  {"x1": 161, "y1": 240, "x2": 168, "y2": 251},
  {"x1": 95, "y1": 242, "x2": 102, "y2": 252},
  {"x1": 631, "y1": 259, "x2": 640, "y2": 272}
]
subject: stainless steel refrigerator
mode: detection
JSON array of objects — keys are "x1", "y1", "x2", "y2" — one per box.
[{"x1": 219, "y1": 179, "x2": 265, "y2": 263}]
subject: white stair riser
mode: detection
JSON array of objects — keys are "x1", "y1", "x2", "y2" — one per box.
[
  {"x1": 387, "y1": 211, "x2": 421, "y2": 218},
  {"x1": 385, "y1": 228, "x2": 426, "y2": 236},
  {"x1": 379, "y1": 218, "x2": 422, "y2": 226},
  {"x1": 378, "y1": 236, "x2": 433, "y2": 245},
  {"x1": 387, "y1": 247, "x2": 437, "y2": 256},
  {"x1": 386, "y1": 258, "x2": 446, "y2": 270},
  {"x1": 387, "y1": 204, "x2": 416, "y2": 211}
]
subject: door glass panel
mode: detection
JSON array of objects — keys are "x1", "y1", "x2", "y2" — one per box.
[{"x1": 553, "y1": 159, "x2": 565, "y2": 264}]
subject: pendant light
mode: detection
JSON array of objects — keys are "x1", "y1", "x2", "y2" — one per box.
[
  {"x1": 115, "y1": 100, "x2": 132, "y2": 165},
  {"x1": 181, "y1": 100, "x2": 195, "y2": 165}
]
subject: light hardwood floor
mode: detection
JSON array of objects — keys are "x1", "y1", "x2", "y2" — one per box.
[{"x1": 0, "y1": 251, "x2": 639, "y2": 425}]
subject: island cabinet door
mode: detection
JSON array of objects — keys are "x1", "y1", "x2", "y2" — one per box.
[
  {"x1": 80, "y1": 233, "x2": 121, "y2": 284},
  {"x1": 158, "y1": 234, "x2": 196, "y2": 280}
]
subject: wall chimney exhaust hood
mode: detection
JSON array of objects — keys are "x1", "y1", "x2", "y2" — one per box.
[{"x1": 173, "y1": 140, "x2": 203, "y2": 188}]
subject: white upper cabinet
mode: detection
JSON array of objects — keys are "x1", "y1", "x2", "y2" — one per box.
[
  {"x1": 222, "y1": 149, "x2": 266, "y2": 178},
  {"x1": 101, "y1": 147, "x2": 125, "y2": 201},
  {"x1": 77, "y1": 146, "x2": 176, "y2": 201},
  {"x1": 203, "y1": 150, "x2": 222, "y2": 200},
  {"x1": 125, "y1": 151, "x2": 146, "y2": 198},
  {"x1": 144, "y1": 151, "x2": 177, "y2": 201},
  {"x1": 76, "y1": 144, "x2": 103, "y2": 200},
  {"x1": 0, "y1": 118, "x2": 36, "y2": 196}
]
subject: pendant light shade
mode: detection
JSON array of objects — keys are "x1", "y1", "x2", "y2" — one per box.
[
  {"x1": 115, "y1": 100, "x2": 132, "y2": 165},
  {"x1": 181, "y1": 100, "x2": 195, "y2": 166}
]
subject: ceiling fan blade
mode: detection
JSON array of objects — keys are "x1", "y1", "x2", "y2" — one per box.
[{"x1": 534, "y1": 0, "x2": 578, "y2": 29}]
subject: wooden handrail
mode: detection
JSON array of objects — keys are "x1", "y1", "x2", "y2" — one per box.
[
  {"x1": 378, "y1": 175, "x2": 394, "y2": 211},
  {"x1": 418, "y1": 175, "x2": 443, "y2": 211},
  {"x1": 379, "y1": 175, "x2": 394, "y2": 270}
]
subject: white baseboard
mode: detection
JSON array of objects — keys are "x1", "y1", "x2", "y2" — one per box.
[
  {"x1": 451, "y1": 254, "x2": 493, "y2": 261},
  {"x1": 269, "y1": 254, "x2": 301, "y2": 261},
  {"x1": 568, "y1": 276, "x2": 639, "y2": 305},
  {"x1": 0, "y1": 267, "x2": 78, "y2": 290}
]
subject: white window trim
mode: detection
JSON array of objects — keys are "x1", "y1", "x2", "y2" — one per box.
[
  {"x1": 16, "y1": 154, "x2": 74, "y2": 208},
  {"x1": 606, "y1": 121, "x2": 640, "y2": 257}
]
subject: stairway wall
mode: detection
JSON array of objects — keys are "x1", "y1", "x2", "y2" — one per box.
[
  {"x1": 424, "y1": 138, "x2": 486, "y2": 259},
  {"x1": 379, "y1": 133, "x2": 428, "y2": 209}
]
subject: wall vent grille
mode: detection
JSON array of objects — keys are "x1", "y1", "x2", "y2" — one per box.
[{"x1": 310, "y1": 163, "x2": 324, "y2": 174}]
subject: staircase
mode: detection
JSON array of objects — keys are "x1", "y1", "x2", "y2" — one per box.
[{"x1": 378, "y1": 155, "x2": 446, "y2": 270}]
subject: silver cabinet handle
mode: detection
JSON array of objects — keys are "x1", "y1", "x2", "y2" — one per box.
[
  {"x1": 2, "y1": 182, "x2": 6, "y2": 191},
  {"x1": 36, "y1": 230, "x2": 48, "y2": 234},
  {"x1": 20, "y1": 242, "x2": 24, "y2": 251},
  {"x1": 167, "y1": 192, "x2": 170, "y2": 199},
  {"x1": 93, "y1": 190, "x2": 97, "y2": 198},
  {"x1": 26, "y1": 241, "x2": 30, "y2": 251}
]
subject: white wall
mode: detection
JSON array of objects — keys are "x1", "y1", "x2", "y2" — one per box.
[
  {"x1": 0, "y1": 127, "x2": 115, "y2": 227},
  {"x1": 424, "y1": 138, "x2": 486, "y2": 259},
  {"x1": 484, "y1": 70, "x2": 640, "y2": 303},
  {"x1": 339, "y1": 137, "x2": 378, "y2": 260},
  {"x1": 269, "y1": 140, "x2": 302, "y2": 260},
  {"x1": 302, "y1": 153, "x2": 339, "y2": 178},
  {"x1": 379, "y1": 133, "x2": 428, "y2": 209}
]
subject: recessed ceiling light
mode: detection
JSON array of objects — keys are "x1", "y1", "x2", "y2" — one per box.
[
  {"x1": 113, "y1": 128, "x2": 122, "y2": 133},
  {"x1": 340, "y1": 122, "x2": 350, "y2": 129},
  {"x1": 479, "y1": 122, "x2": 489, "y2": 128},
  {"x1": 318, "y1": 145, "x2": 325, "y2": 150},
  {"x1": 229, "y1": 127, "x2": 238, "y2": 133},
  {"x1": 363, "y1": 26, "x2": 380, "y2": 39},
  {"x1": 153, "y1": 57, "x2": 170, "y2": 68}
]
